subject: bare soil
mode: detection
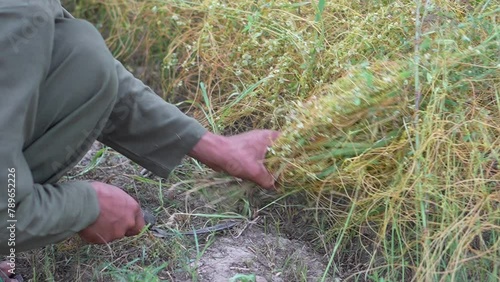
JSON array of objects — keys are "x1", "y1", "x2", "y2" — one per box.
[{"x1": 178, "y1": 226, "x2": 332, "y2": 282}]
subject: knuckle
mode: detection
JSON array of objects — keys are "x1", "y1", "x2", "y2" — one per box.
[
  {"x1": 130, "y1": 201, "x2": 141, "y2": 213},
  {"x1": 126, "y1": 217, "x2": 137, "y2": 230}
]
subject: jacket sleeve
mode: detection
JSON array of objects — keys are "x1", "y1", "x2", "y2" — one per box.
[
  {"x1": 0, "y1": 2, "x2": 100, "y2": 254},
  {"x1": 96, "y1": 61, "x2": 207, "y2": 178},
  {"x1": 60, "y1": 8, "x2": 207, "y2": 178}
]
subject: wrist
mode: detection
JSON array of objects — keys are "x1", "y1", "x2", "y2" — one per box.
[{"x1": 188, "y1": 132, "x2": 232, "y2": 170}]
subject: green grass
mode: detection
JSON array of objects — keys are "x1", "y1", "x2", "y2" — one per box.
[{"x1": 54, "y1": 0, "x2": 500, "y2": 281}]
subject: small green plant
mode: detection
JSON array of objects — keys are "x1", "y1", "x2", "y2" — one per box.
[
  {"x1": 229, "y1": 273, "x2": 256, "y2": 282},
  {"x1": 104, "y1": 259, "x2": 169, "y2": 282}
]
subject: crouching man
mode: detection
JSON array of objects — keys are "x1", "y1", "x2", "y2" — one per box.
[{"x1": 0, "y1": 1, "x2": 278, "y2": 281}]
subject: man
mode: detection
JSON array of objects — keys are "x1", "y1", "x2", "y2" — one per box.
[{"x1": 0, "y1": 1, "x2": 278, "y2": 281}]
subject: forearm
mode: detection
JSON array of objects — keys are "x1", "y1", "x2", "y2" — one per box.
[
  {"x1": 188, "y1": 132, "x2": 231, "y2": 171},
  {"x1": 97, "y1": 60, "x2": 207, "y2": 178}
]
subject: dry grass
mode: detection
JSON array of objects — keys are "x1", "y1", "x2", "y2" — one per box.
[{"x1": 67, "y1": 0, "x2": 499, "y2": 280}]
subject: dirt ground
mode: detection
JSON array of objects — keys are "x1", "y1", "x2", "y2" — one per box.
[
  {"x1": 177, "y1": 226, "x2": 332, "y2": 282},
  {"x1": 14, "y1": 143, "x2": 336, "y2": 281}
]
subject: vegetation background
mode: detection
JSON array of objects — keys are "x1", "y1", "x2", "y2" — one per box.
[{"x1": 18, "y1": 0, "x2": 499, "y2": 281}]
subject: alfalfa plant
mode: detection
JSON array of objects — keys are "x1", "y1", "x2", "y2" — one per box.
[{"x1": 266, "y1": 1, "x2": 499, "y2": 280}]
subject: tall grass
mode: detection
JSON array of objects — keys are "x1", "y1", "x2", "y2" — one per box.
[{"x1": 70, "y1": 0, "x2": 499, "y2": 280}]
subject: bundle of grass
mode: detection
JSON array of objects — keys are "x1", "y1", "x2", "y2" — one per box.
[{"x1": 267, "y1": 60, "x2": 412, "y2": 190}]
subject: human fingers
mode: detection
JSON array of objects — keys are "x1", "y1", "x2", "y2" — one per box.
[{"x1": 125, "y1": 204, "x2": 146, "y2": 237}]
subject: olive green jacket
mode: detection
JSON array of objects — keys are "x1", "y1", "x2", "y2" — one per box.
[{"x1": 0, "y1": 0, "x2": 206, "y2": 254}]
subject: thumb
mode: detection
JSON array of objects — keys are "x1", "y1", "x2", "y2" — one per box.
[
  {"x1": 261, "y1": 130, "x2": 281, "y2": 146},
  {"x1": 256, "y1": 164, "x2": 276, "y2": 189},
  {"x1": 125, "y1": 208, "x2": 146, "y2": 236}
]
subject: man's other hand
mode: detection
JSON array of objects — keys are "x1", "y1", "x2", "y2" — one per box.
[
  {"x1": 78, "y1": 182, "x2": 145, "y2": 244},
  {"x1": 189, "y1": 130, "x2": 280, "y2": 189},
  {"x1": 0, "y1": 261, "x2": 19, "y2": 282}
]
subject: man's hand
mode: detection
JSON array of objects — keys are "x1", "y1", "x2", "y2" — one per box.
[
  {"x1": 78, "y1": 182, "x2": 145, "y2": 244},
  {"x1": 0, "y1": 261, "x2": 19, "y2": 282},
  {"x1": 189, "y1": 130, "x2": 280, "y2": 189}
]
